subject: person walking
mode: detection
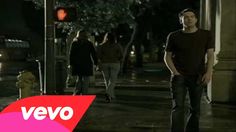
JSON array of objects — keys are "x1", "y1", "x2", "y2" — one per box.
[
  {"x1": 164, "y1": 8, "x2": 214, "y2": 132},
  {"x1": 69, "y1": 30, "x2": 98, "y2": 95},
  {"x1": 97, "y1": 33, "x2": 123, "y2": 102}
]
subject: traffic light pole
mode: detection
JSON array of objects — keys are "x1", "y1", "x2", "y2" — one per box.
[{"x1": 44, "y1": 0, "x2": 56, "y2": 94}]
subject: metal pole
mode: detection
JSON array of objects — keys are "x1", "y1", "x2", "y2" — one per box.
[
  {"x1": 36, "y1": 60, "x2": 43, "y2": 94},
  {"x1": 44, "y1": 0, "x2": 56, "y2": 94},
  {"x1": 199, "y1": 0, "x2": 211, "y2": 30}
]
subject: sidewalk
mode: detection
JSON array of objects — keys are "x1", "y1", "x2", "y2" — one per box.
[
  {"x1": 0, "y1": 63, "x2": 169, "y2": 110},
  {"x1": 1, "y1": 63, "x2": 236, "y2": 132},
  {"x1": 74, "y1": 87, "x2": 172, "y2": 132},
  {"x1": 65, "y1": 63, "x2": 170, "y2": 93},
  {"x1": 96, "y1": 63, "x2": 169, "y2": 89}
]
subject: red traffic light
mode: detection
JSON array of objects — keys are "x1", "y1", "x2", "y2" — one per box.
[
  {"x1": 55, "y1": 7, "x2": 77, "y2": 22},
  {"x1": 57, "y1": 8, "x2": 67, "y2": 21}
]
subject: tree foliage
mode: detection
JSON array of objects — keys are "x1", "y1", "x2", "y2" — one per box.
[
  {"x1": 76, "y1": 0, "x2": 135, "y2": 33},
  {"x1": 32, "y1": 0, "x2": 135, "y2": 34}
]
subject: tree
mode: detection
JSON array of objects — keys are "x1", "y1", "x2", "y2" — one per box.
[
  {"x1": 31, "y1": 0, "x2": 137, "y2": 72},
  {"x1": 32, "y1": 0, "x2": 135, "y2": 34}
]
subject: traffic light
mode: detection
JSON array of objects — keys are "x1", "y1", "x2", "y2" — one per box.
[{"x1": 55, "y1": 7, "x2": 77, "y2": 22}]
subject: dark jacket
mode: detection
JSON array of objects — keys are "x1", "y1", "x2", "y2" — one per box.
[
  {"x1": 69, "y1": 39, "x2": 98, "y2": 76},
  {"x1": 97, "y1": 42, "x2": 123, "y2": 63}
]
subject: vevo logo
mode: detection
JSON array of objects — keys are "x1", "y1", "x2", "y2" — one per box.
[
  {"x1": 21, "y1": 106, "x2": 73, "y2": 120},
  {"x1": 0, "y1": 96, "x2": 95, "y2": 131}
]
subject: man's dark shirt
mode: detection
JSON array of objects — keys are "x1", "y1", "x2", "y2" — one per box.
[
  {"x1": 165, "y1": 29, "x2": 214, "y2": 75},
  {"x1": 97, "y1": 42, "x2": 123, "y2": 63}
]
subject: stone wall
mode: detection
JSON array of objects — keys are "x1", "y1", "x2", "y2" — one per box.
[{"x1": 211, "y1": 0, "x2": 236, "y2": 103}]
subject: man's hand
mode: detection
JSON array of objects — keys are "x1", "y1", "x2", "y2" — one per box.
[
  {"x1": 172, "y1": 71, "x2": 181, "y2": 76},
  {"x1": 201, "y1": 71, "x2": 212, "y2": 84},
  {"x1": 164, "y1": 52, "x2": 181, "y2": 76}
]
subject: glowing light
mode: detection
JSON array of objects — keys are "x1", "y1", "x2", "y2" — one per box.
[
  {"x1": 57, "y1": 9, "x2": 67, "y2": 21},
  {"x1": 130, "y1": 51, "x2": 135, "y2": 55}
]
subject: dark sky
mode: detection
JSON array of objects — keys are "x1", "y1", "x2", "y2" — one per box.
[{"x1": 0, "y1": 0, "x2": 29, "y2": 37}]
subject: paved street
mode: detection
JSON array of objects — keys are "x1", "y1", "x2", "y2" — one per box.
[
  {"x1": 1, "y1": 63, "x2": 236, "y2": 132},
  {"x1": 74, "y1": 84, "x2": 236, "y2": 132}
]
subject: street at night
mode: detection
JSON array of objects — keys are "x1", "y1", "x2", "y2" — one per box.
[{"x1": 1, "y1": 0, "x2": 236, "y2": 132}]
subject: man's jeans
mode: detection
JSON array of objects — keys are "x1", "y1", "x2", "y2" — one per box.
[
  {"x1": 101, "y1": 63, "x2": 120, "y2": 98},
  {"x1": 170, "y1": 75, "x2": 203, "y2": 132},
  {"x1": 74, "y1": 76, "x2": 90, "y2": 95}
]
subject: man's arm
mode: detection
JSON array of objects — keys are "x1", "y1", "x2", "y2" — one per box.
[
  {"x1": 164, "y1": 51, "x2": 180, "y2": 75},
  {"x1": 202, "y1": 48, "x2": 214, "y2": 84}
]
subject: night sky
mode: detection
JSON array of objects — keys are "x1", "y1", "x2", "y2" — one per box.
[{"x1": 0, "y1": 0, "x2": 30, "y2": 37}]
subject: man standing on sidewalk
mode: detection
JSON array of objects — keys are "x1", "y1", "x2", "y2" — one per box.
[{"x1": 164, "y1": 8, "x2": 214, "y2": 132}]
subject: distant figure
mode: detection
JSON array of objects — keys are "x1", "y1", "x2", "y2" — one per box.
[
  {"x1": 164, "y1": 8, "x2": 215, "y2": 132},
  {"x1": 97, "y1": 33, "x2": 123, "y2": 102},
  {"x1": 69, "y1": 30, "x2": 98, "y2": 95}
]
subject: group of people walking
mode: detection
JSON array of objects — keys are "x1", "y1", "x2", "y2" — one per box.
[
  {"x1": 69, "y1": 8, "x2": 215, "y2": 132},
  {"x1": 69, "y1": 30, "x2": 123, "y2": 103}
]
